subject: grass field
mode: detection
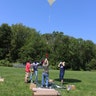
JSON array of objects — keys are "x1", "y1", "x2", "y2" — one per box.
[{"x1": 0, "y1": 66, "x2": 96, "y2": 96}]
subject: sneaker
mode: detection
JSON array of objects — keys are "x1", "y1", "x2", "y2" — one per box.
[
  {"x1": 41, "y1": 85, "x2": 44, "y2": 88},
  {"x1": 46, "y1": 86, "x2": 48, "y2": 88}
]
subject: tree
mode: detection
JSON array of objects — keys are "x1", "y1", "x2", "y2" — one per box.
[
  {"x1": 0, "y1": 23, "x2": 12, "y2": 60},
  {"x1": 10, "y1": 23, "x2": 34, "y2": 62}
]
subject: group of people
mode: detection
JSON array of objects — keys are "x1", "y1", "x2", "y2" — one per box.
[{"x1": 24, "y1": 58, "x2": 65, "y2": 87}]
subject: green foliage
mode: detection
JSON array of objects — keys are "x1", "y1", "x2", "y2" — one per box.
[
  {"x1": 0, "y1": 59, "x2": 12, "y2": 67},
  {"x1": 0, "y1": 23, "x2": 12, "y2": 60},
  {"x1": 0, "y1": 23, "x2": 96, "y2": 70},
  {"x1": 10, "y1": 24, "x2": 34, "y2": 62},
  {"x1": 87, "y1": 58, "x2": 96, "y2": 70}
]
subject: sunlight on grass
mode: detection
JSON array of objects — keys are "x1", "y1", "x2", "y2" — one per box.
[{"x1": 0, "y1": 67, "x2": 96, "y2": 96}]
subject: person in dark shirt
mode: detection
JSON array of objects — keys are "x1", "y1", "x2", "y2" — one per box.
[{"x1": 58, "y1": 61, "x2": 65, "y2": 84}]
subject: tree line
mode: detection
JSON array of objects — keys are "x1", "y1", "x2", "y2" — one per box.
[{"x1": 0, "y1": 23, "x2": 96, "y2": 70}]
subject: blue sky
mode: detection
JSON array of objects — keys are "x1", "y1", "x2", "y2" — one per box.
[{"x1": 0, "y1": 0, "x2": 96, "y2": 43}]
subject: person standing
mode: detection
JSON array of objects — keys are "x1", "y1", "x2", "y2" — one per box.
[
  {"x1": 41, "y1": 58, "x2": 49, "y2": 88},
  {"x1": 25, "y1": 60, "x2": 31, "y2": 83},
  {"x1": 30, "y1": 61, "x2": 40, "y2": 84},
  {"x1": 58, "y1": 61, "x2": 65, "y2": 84}
]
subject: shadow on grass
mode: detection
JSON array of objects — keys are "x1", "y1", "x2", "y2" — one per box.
[{"x1": 54, "y1": 78, "x2": 81, "y2": 84}]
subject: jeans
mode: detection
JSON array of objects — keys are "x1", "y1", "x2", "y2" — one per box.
[
  {"x1": 30, "y1": 71, "x2": 38, "y2": 83},
  {"x1": 41, "y1": 72, "x2": 49, "y2": 87}
]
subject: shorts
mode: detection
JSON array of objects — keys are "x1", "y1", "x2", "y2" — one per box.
[{"x1": 25, "y1": 72, "x2": 30, "y2": 79}]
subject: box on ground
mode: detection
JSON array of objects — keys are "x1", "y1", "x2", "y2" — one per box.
[
  {"x1": 30, "y1": 83, "x2": 36, "y2": 90},
  {"x1": 32, "y1": 88, "x2": 60, "y2": 96},
  {"x1": 0, "y1": 78, "x2": 4, "y2": 82},
  {"x1": 66, "y1": 85, "x2": 76, "y2": 91}
]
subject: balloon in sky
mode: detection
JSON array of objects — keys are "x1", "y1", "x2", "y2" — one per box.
[{"x1": 48, "y1": 0, "x2": 56, "y2": 6}]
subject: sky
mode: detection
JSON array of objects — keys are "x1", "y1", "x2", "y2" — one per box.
[{"x1": 0, "y1": 0, "x2": 96, "y2": 43}]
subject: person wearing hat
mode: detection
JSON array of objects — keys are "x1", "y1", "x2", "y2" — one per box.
[{"x1": 58, "y1": 61, "x2": 65, "y2": 84}]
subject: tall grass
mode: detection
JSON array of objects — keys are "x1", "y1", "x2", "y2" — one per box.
[{"x1": 0, "y1": 67, "x2": 96, "y2": 96}]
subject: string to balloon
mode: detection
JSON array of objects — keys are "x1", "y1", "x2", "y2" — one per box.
[{"x1": 47, "y1": 0, "x2": 56, "y2": 33}]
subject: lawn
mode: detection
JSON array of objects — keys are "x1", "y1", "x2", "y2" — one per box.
[{"x1": 0, "y1": 66, "x2": 96, "y2": 96}]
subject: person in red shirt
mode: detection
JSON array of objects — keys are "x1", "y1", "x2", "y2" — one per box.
[{"x1": 25, "y1": 61, "x2": 31, "y2": 83}]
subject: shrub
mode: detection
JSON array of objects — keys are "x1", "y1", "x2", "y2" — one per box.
[{"x1": 0, "y1": 59, "x2": 13, "y2": 67}]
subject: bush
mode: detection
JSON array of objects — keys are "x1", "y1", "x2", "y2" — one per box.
[
  {"x1": 87, "y1": 58, "x2": 96, "y2": 70},
  {"x1": 0, "y1": 59, "x2": 13, "y2": 67}
]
